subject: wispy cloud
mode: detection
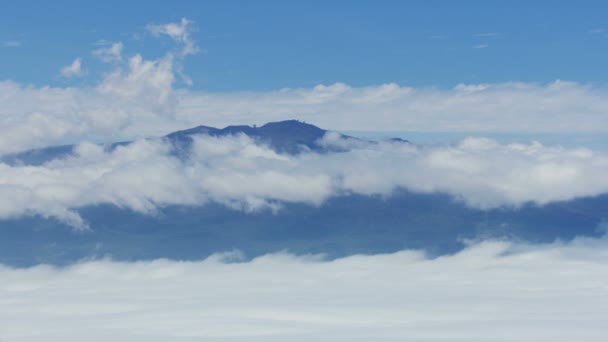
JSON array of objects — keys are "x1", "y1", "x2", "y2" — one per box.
[
  {"x1": 1, "y1": 40, "x2": 21, "y2": 47},
  {"x1": 60, "y1": 58, "x2": 85, "y2": 77},
  {"x1": 92, "y1": 41, "x2": 123, "y2": 62},
  {"x1": 473, "y1": 44, "x2": 489, "y2": 49},
  {"x1": 473, "y1": 32, "x2": 500, "y2": 38},
  {"x1": 146, "y1": 18, "x2": 200, "y2": 57}
]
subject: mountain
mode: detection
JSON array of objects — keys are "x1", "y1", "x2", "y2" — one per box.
[
  {"x1": 1, "y1": 190, "x2": 605, "y2": 267},
  {"x1": 1, "y1": 120, "x2": 406, "y2": 165},
  {"x1": 166, "y1": 119, "x2": 357, "y2": 154}
]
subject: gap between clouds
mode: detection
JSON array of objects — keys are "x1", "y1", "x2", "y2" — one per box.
[
  {"x1": 1, "y1": 235, "x2": 608, "y2": 341},
  {"x1": 1, "y1": 133, "x2": 607, "y2": 229}
]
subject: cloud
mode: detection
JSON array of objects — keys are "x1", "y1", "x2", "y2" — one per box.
[
  {"x1": 97, "y1": 54, "x2": 175, "y2": 108},
  {"x1": 0, "y1": 50, "x2": 180, "y2": 154},
  {"x1": 175, "y1": 80, "x2": 608, "y2": 134},
  {"x1": 473, "y1": 44, "x2": 488, "y2": 49},
  {"x1": 93, "y1": 41, "x2": 123, "y2": 62},
  {"x1": 60, "y1": 58, "x2": 85, "y2": 77},
  {"x1": 146, "y1": 17, "x2": 199, "y2": 57},
  {"x1": 1, "y1": 236, "x2": 608, "y2": 341},
  {"x1": 2, "y1": 134, "x2": 608, "y2": 228}
]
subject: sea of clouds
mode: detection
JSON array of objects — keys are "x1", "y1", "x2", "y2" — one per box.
[{"x1": 1, "y1": 236, "x2": 608, "y2": 341}]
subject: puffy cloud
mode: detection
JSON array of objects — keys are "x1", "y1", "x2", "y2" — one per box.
[
  {"x1": 2, "y1": 134, "x2": 608, "y2": 228},
  {"x1": 60, "y1": 58, "x2": 85, "y2": 77},
  {"x1": 93, "y1": 41, "x2": 123, "y2": 62},
  {"x1": 97, "y1": 54, "x2": 176, "y2": 111},
  {"x1": 0, "y1": 51, "x2": 180, "y2": 154},
  {"x1": 1, "y1": 236, "x2": 608, "y2": 341}
]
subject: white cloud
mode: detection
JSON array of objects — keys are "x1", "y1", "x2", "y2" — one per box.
[
  {"x1": 93, "y1": 41, "x2": 123, "y2": 62},
  {"x1": 61, "y1": 58, "x2": 85, "y2": 77},
  {"x1": 0, "y1": 51, "x2": 179, "y2": 154},
  {"x1": 97, "y1": 54, "x2": 175, "y2": 107},
  {"x1": 473, "y1": 44, "x2": 488, "y2": 49},
  {"x1": 2, "y1": 134, "x2": 608, "y2": 228},
  {"x1": 1, "y1": 236, "x2": 608, "y2": 341},
  {"x1": 175, "y1": 80, "x2": 608, "y2": 134},
  {"x1": 146, "y1": 17, "x2": 199, "y2": 57}
]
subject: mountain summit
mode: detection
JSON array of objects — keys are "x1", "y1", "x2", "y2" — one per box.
[
  {"x1": 166, "y1": 120, "x2": 332, "y2": 154},
  {"x1": 1, "y1": 120, "x2": 408, "y2": 165}
]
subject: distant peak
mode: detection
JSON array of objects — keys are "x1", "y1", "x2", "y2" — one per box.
[{"x1": 259, "y1": 120, "x2": 324, "y2": 131}]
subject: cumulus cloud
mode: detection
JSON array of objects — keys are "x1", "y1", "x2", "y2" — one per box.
[
  {"x1": 0, "y1": 50, "x2": 180, "y2": 154},
  {"x1": 1, "y1": 236, "x2": 608, "y2": 341},
  {"x1": 146, "y1": 17, "x2": 199, "y2": 56},
  {"x1": 2, "y1": 134, "x2": 608, "y2": 228},
  {"x1": 0, "y1": 21, "x2": 203, "y2": 154},
  {"x1": 93, "y1": 41, "x2": 123, "y2": 62},
  {"x1": 60, "y1": 58, "x2": 85, "y2": 77},
  {"x1": 97, "y1": 54, "x2": 176, "y2": 109}
]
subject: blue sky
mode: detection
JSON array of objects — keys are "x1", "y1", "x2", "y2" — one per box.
[{"x1": 2, "y1": 0, "x2": 608, "y2": 91}]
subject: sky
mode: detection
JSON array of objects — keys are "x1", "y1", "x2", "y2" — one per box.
[{"x1": 2, "y1": 0, "x2": 608, "y2": 91}]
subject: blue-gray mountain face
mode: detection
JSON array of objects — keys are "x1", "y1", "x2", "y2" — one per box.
[
  {"x1": 1, "y1": 120, "x2": 358, "y2": 166},
  {"x1": 0, "y1": 120, "x2": 606, "y2": 267}
]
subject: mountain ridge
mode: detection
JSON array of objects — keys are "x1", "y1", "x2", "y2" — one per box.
[{"x1": 2, "y1": 120, "x2": 409, "y2": 165}]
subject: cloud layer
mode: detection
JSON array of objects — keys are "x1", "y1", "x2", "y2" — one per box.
[
  {"x1": 2, "y1": 134, "x2": 608, "y2": 228},
  {"x1": 2, "y1": 236, "x2": 608, "y2": 341},
  {"x1": 4, "y1": 78, "x2": 608, "y2": 155}
]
